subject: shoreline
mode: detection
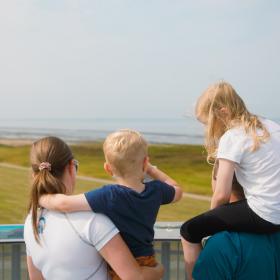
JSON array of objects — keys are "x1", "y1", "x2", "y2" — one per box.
[
  {"x1": 0, "y1": 138, "x2": 34, "y2": 146},
  {"x1": 0, "y1": 137, "x2": 203, "y2": 147}
]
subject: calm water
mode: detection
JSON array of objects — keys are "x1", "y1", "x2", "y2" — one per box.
[
  {"x1": 1, "y1": 117, "x2": 279, "y2": 145},
  {"x1": 0, "y1": 118, "x2": 205, "y2": 144}
]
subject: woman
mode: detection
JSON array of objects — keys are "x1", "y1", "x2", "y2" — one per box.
[{"x1": 24, "y1": 136, "x2": 163, "y2": 280}]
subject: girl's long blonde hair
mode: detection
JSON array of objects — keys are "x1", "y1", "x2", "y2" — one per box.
[
  {"x1": 28, "y1": 137, "x2": 73, "y2": 243},
  {"x1": 195, "y1": 81, "x2": 270, "y2": 163}
]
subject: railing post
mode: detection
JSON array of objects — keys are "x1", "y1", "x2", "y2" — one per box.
[
  {"x1": 0, "y1": 244, "x2": 4, "y2": 280},
  {"x1": 161, "y1": 241, "x2": 170, "y2": 280},
  {"x1": 11, "y1": 243, "x2": 21, "y2": 280}
]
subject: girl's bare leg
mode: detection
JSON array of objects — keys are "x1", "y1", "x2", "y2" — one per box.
[{"x1": 181, "y1": 238, "x2": 202, "y2": 280}]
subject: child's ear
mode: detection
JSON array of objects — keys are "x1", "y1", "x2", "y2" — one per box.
[
  {"x1": 104, "y1": 162, "x2": 113, "y2": 176},
  {"x1": 143, "y1": 156, "x2": 149, "y2": 172}
]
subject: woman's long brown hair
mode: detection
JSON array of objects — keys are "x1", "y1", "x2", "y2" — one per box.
[{"x1": 28, "y1": 136, "x2": 73, "y2": 243}]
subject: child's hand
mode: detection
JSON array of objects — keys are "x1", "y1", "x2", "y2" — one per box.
[
  {"x1": 146, "y1": 163, "x2": 157, "y2": 177},
  {"x1": 39, "y1": 194, "x2": 62, "y2": 210},
  {"x1": 146, "y1": 163, "x2": 183, "y2": 203},
  {"x1": 39, "y1": 194, "x2": 50, "y2": 209}
]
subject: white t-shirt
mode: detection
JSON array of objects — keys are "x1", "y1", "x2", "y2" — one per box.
[
  {"x1": 24, "y1": 210, "x2": 119, "y2": 280},
  {"x1": 217, "y1": 118, "x2": 280, "y2": 224}
]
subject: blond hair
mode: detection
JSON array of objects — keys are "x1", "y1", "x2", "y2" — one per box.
[
  {"x1": 195, "y1": 81, "x2": 270, "y2": 162},
  {"x1": 29, "y1": 137, "x2": 73, "y2": 243},
  {"x1": 103, "y1": 129, "x2": 148, "y2": 177}
]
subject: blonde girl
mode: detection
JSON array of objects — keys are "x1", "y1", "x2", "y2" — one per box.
[{"x1": 180, "y1": 82, "x2": 280, "y2": 279}]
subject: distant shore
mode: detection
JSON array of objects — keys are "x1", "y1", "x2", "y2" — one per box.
[
  {"x1": 0, "y1": 138, "x2": 34, "y2": 146},
  {"x1": 0, "y1": 137, "x2": 203, "y2": 147},
  {"x1": 0, "y1": 138, "x2": 103, "y2": 147},
  {"x1": 0, "y1": 118, "x2": 205, "y2": 145}
]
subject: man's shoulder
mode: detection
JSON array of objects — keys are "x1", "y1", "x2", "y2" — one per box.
[
  {"x1": 204, "y1": 230, "x2": 280, "y2": 249},
  {"x1": 194, "y1": 231, "x2": 280, "y2": 280},
  {"x1": 204, "y1": 231, "x2": 241, "y2": 252},
  {"x1": 199, "y1": 231, "x2": 280, "y2": 271}
]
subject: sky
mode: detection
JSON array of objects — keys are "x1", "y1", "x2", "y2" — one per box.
[{"x1": 0, "y1": 0, "x2": 279, "y2": 120}]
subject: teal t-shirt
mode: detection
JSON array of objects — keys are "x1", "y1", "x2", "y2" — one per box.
[{"x1": 193, "y1": 231, "x2": 280, "y2": 280}]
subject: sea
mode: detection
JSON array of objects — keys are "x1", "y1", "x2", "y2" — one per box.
[
  {"x1": 0, "y1": 117, "x2": 279, "y2": 145},
  {"x1": 0, "y1": 117, "x2": 205, "y2": 145}
]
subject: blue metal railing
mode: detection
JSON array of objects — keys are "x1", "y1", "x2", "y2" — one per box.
[{"x1": 0, "y1": 223, "x2": 187, "y2": 280}]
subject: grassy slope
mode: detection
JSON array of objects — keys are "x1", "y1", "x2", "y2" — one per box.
[
  {"x1": 0, "y1": 143, "x2": 212, "y2": 223},
  {"x1": 0, "y1": 166, "x2": 102, "y2": 223},
  {"x1": 0, "y1": 165, "x2": 209, "y2": 224},
  {"x1": 0, "y1": 143, "x2": 213, "y2": 194}
]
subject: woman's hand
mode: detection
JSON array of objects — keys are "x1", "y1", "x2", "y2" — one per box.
[{"x1": 100, "y1": 234, "x2": 164, "y2": 280}]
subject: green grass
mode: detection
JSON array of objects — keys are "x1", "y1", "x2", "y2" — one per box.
[
  {"x1": 0, "y1": 165, "x2": 101, "y2": 223},
  {"x1": 0, "y1": 166, "x2": 30, "y2": 223},
  {"x1": 0, "y1": 142, "x2": 212, "y2": 194},
  {"x1": 0, "y1": 165, "x2": 209, "y2": 224},
  {"x1": 0, "y1": 142, "x2": 212, "y2": 223}
]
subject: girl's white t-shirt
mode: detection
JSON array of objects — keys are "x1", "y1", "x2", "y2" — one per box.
[
  {"x1": 24, "y1": 210, "x2": 119, "y2": 280},
  {"x1": 217, "y1": 119, "x2": 280, "y2": 224}
]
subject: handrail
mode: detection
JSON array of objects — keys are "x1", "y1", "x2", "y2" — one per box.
[
  {"x1": 0, "y1": 222, "x2": 186, "y2": 280},
  {"x1": 0, "y1": 222, "x2": 183, "y2": 243}
]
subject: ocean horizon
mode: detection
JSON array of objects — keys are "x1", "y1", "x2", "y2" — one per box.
[
  {"x1": 1, "y1": 117, "x2": 279, "y2": 145},
  {"x1": 0, "y1": 117, "x2": 205, "y2": 145}
]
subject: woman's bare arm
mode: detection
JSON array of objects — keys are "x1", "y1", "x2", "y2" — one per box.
[
  {"x1": 27, "y1": 256, "x2": 44, "y2": 280},
  {"x1": 100, "y1": 234, "x2": 164, "y2": 280}
]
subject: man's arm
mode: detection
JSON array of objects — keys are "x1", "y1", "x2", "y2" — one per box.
[
  {"x1": 39, "y1": 194, "x2": 91, "y2": 212},
  {"x1": 146, "y1": 163, "x2": 182, "y2": 202},
  {"x1": 100, "y1": 234, "x2": 164, "y2": 280}
]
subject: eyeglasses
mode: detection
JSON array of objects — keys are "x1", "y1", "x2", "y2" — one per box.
[{"x1": 73, "y1": 159, "x2": 79, "y2": 172}]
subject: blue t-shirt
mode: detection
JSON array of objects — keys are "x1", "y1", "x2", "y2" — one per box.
[
  {"x1": 193, "y1": 231, "x2": 280, "y2": 280},
  {"x1": 84, "y1": 180, "x2": 175, "y2": 257}
]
